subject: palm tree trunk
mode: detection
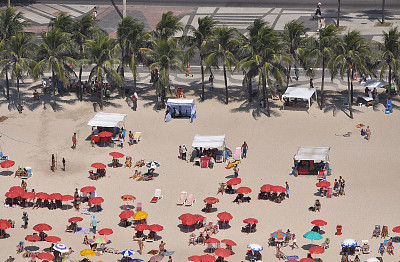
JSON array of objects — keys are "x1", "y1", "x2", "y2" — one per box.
[
  {"x1": 79, "y1": 66, "x2": 83, "y2": 101},
  {"x1": 201, "y1": 64, "x2": 205, "y2": 101},
  {"x1": 350, "y1": 69, "x2": 354, "y2": 103},
  {"x1": 17, "y1": 77, "x2": 21, "y2": 113},
  {"x1": 382, "y1": 0, "x2": 386, "y2": 24},
  {"x1": 134, "y1": 73, "x2": 137, "y2": 93},
  {"x1": 223, "y1": 65, "x2": 228, "y2": 104},
  {"x1": 347, "y1": 70, "x2": 353, "y2": 119},
  {"x1": 52, "y1": 68, "x2": 56, "y2": 111},
  {"x1": 248, "y1": 75, "x2": 253, "y2": 102},
  {"x1": 287, "y1": 64, "x2": 292, "y2": 88},
  {"x1": 388, "y1": 64, "x2": 392, "y2": 101},
  {"x1": 100, "y1": 82, "x2": 104, "y2": 110},
  {"x1": 337, "y1": 0, "x2": 341, "y2": 27},
  {"x1": 5, "y1": 72, "x2": 10, "y2": 100},
  {"x1": 261, "y1": 71, "x2": 270, "y2": 117},
  {"x1": 121, "y1": 65, "x2": 125, "y2": 98},
  {"x1": 320, "y1": 57, "x2": 325, "y2": 109}
]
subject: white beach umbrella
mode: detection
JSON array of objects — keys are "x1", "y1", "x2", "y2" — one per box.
[
  {"x1": 54, "y1": 243, "x2": 68, "y2": 253},
  {"x1": 365, "y1": 258, "x2": 380, "y2": 262},
  {"x1": 341, "y1": 239, "x2": 357, "y2": 248},
  {"x1": 247, "y1": 243, "x2": 263, "y2": 251},
  {"x1": 145, "y1": 161, "x2": 161, "y2": 169}
]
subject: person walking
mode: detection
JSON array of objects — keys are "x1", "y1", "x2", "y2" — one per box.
[
  {"x1": 285, "y1": 182, "x2": 290, "y2": 198},
  {"x1": 179, "y1": 145, "x2": 182, "y2": 159},
  {"x1": 294, "y1": 65, "x2": 299, "y2": 81},
  {"x1": 365, "y1": 126, "x2": 371, "y2": 141},
  {"x1": 310, "y1": 78, "x2": 314, "y2": 89},
  {"x1": 159, "y1": 241, "x2": 166, "y2": 255},
  {"x1": 138, "y1": 238, "x2": 144, "y2": 255},
  {"x1": 90, "y1": 216, "x2": 97, "y2": 234},
  {"x1": 209, "y1": 74, "x2": 214, "y2": 91},
  {"x1": 132, "y1": 92, "x2": 138, "y2": 111},
  {"x1": 181, "y1": 145, "x2": 187, "y2": 161},
  {"x1": 339, "y1": 176, "x2": 345, "y2": 195},
  {"x1": 186, "y1": 61, "x2": 193, "y2": 77},
  {"x1": 62, "y1": 158, "x2": 66, "y2": 171},
  {"x1": 291, "y1": 234, "x2": 299, "y2": 249},
  {"x1": 313, "y1": 2, "x2": 321, "y2": 18},
  {"x1": 241, "y1": 141, "x2": 248, "y2": 158},
  {"x1": 92, "y1": 6, "x2": 97, "y2": 19},
  {"x1": 72, "y1": 133, "x2": 77, "y2": 149},
  {"x1": 22, "y1": 212, "x2": 28, "y2": 229},
  {"x1": 51, "y1": 154, "x2": 55, "y2": 172}
]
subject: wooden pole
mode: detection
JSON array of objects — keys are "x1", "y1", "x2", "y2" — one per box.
[{"x1": 123, "y1": 0, "x2": 126, "y2": 18}]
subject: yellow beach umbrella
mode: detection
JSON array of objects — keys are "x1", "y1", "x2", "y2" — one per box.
[
  {"x1": 80, "y1": 249, "x2": 96, "y2": 257},
  {"x1": 62, "y1": 257, "x2": 78, "y2": 262},
  {"x1": 133, "y1": 211, "x2": 148, "y2": 220}
]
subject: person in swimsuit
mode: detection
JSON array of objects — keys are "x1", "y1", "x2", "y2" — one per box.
[{"x1": 159, "y1": 241, "x2": 166, "y2": 255}]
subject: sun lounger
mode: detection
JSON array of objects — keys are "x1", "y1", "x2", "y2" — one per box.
[
  {"x1": 177, "y1": 191, "x2": 187, "y2": 205},
  {"x1": 150, "y1": 189, "x2": 163, "y2": 203},
  {"x1": 133, "y1": 132, "x2": 142, "y2": 143},
  {"x1": 185, "y1": 193, "x2": 196, "y2": 206}
]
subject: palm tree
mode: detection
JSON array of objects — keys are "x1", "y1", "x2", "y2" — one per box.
[
  {"x1": 143, "y1": 37, "x2": 184, "y2": 107},
  {"x1": 333, "y1": 30, "x2": 371, "y2": 118},
  {"x1": 117, "y1": 16, "x2": 149, "y2": 96},
  {"x1": 155, "y1": 11, "x2": 183, "y2": 39},
  {"x1": 71, "y1": 14, "x2": 98, "y2": 101},
  {"x1": 86, "y1": 33, "x2": 124, "y2": 110},
  {"x1": 205, "y1": 26, "x2": 239, "y2": 104},
  {"x1": 34, "y1": 28, "x2": 75, "y2": 111},
  {"x1": 49, "y1": 12, "x2": 74, "y2": 33},
  {"x1": 238, "y1": 22, "x2": 290, "y2": 115},
  {"x1": 337, "y1": 0, "x2": 341, "y2": 27},
  {"x1": 185, "y1": 16, "x2": 217, "y2": 100},
  {"x1": 303, "y1": 24, "x2": 338, "y2": 109},
  {"x1": 378, "y1": 27, "x2": 400, "y2": 100},
  {"x1": 281, "y1": 20, "x2": 307, "y2": 87},
  {"x1": 0, "y1": 7, "x2": 28, "y2": 100},
  {"x1": 0, "y1": 33, "x2": 35, "y2": 112}
]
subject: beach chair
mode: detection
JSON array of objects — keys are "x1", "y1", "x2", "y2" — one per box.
[
  {"x1": 362, "y1": 240, "x2": 370, "y2": 254},
  {"x1": 326, "y1": 187, "x2": 333, "y2": 198},
  {"x1": 177, "y1": 191, "x2": 187, "y2": 205},
  {"x1": 185, "y1": 193, "x2": 196, "y2": 206},
  {"x1": 133, "y1": 132, "x2": 142, "y2": 143},
  {"x1": 234, "y1": 147, "x2": 241, "y2": 160},
  {"x1": 150, "y1": 189, "x2": 163, "y2": 203}
]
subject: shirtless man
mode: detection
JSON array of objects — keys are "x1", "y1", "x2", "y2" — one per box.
[
  {"x1": 159, "y1": 241, "x2": 166, "y2": 255},
  {"x1": 365, "y1": 126, "x2": 371, "y2": 141},
  {"x1": 72, "y1": 133, "x2": 77, "y2": 149}
]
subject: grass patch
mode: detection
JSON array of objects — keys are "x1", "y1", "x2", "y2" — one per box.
[{"x1": 375, "y1": 22, "x2": 392, "y2": 27}]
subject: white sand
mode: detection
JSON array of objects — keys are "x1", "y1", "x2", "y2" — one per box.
[{"x1": 0, "y1": 76, "x2": 399, "y2": 262}]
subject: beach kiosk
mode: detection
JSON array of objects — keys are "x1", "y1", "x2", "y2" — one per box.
[
  {"x1": 292, "y1": 146, "x2": 331, "y2": 176},
  {"x1": 282, "y1": 86, "x2": 317, "y2": 111},
  {"x1": 166, "y1": 99, "x2": 196, "y2": 122},
  {"x1": 192, "y1": 134, "x2": 226, "y2": 167},
  {"x1": 87, "y1": 112, "x2": 127, "y2": 146}
]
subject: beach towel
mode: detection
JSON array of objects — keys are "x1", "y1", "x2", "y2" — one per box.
[
  {"x1": 81, "y1": 209, "x2": 91, "y2": 215},
  {"x1": 76, "y1": 227, "x2": 90, "y2": 234}
]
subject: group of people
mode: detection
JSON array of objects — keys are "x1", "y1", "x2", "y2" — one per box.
[
  {"x1": 178, "y1": 144, "x2": 188, "y2": 161},
  {"x1": 50, "y1": 154, "x2": 66, "y2": 172},
  {"x1": 333, "y1": 176, "x2": 346, "y2": 196}
]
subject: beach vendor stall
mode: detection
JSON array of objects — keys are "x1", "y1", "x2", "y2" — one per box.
[
  {"x1": 192, "y1": 134, "x2": 226, "y2": 167},
  {"x1": 282, "y1": 86, "x2": 317, "y2": 111},
  {"x1": 292, "y1": 147, "x2": 331, "y2": 176},
  {"x1": 165, "y1": 99, "x2": 196, "y2": 122},
  {"x1": 87, "y1": 112, "x2": 127, "y2": 146}
]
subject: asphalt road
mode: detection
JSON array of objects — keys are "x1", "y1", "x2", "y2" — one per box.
[{"x1": 5, "y1": 0, "x2": 400, "y2": 10}]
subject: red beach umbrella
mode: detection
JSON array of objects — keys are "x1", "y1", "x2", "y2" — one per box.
[
  {"x1": 121, "y1": 194, "x2": 136, "y2": 201},
  {"x1": 221, "y1": 239, "x2": 237, "y2": 246},
  {"x1": 91, "y1": 163, "x2": 106, "y2": 169},
  {"x1": 1, "y1": 160, "x2": 15, "y2": 168},
  {"x1": 271, "y1": 186, "x2": 286, "y2": 193},
  {"x1": 316, "y1": 181, "x2": 330, "y2": 188},
  {"x1": 5, "y1": 191, "x2": 20, "y2": 198},
  {"x1": 0, "y1": 219, "x2": 12, "y2": 230},
  {"x1": 89, "y1": 197, "x2": 104, "y2": 205},
  {"x1": 48, "y1": 193, "x2": 62, "y2": 200},
  {"x1": 392, "y1": 226, "x2": 400, "y2": 233},
  {"x1": 237, "y1": 187, "x2": 252, "y2": 194},
  {"x1": 80, "y1": 186, "x2": 96, "y2": 193},
  {"x1": 203, "y1": 197, "x2": 219, "y2": 204},
  {"x1": 135, "y1": 224, "x2": 149, "y2": 231},
  {"x1": 217, "y1": 212, "x2": 233, "y2": 221},
  {"x1": 260, "y1": 184, "x2": 273, "y2": 192},
  {"x1": 205, "y1": 238, "x2": 220, "y2": 244},
  {"x1": 68, "y1": 217, "x2": 83, "y2": 223},
  {"x1": 45, "y1": 236, "x2": 61, "y2": 243},
  {"x1": 226, "y1": 177, "x2": 241, "y2": 186},
  {"x1": 182, "y1": 217, "x2": 197, "y2": 226},
  {"x1": 98, "y1": 131, "x2": 113, "y2": 138},
  {"x1": 311, "y1": 220, "x2": 327, "y2": 226},
  {"x1": 61, "y1": 195, "x2": 74, "y2": 201},
  {"x1": 194, "y1": 214, "x2": 205, "y2": 222},
  {"x1": 9, "y1": 186, "x2": 24, "y2": 194},
  {"x1": 21, "y1": 192, "x2": 36, "y2": 199},
  {"x1": 119, "y1": 210, "x2": 134, "y2": 220},
  {"x1": 243, "y1": 218, "x2": 258, "y2": 224},
  {"x1": 188, "y1": 255, "x2": 201, "y2": 262},
  {"x1": 109, "y1": 152, "x2": 124, "y2": 158},
  {"x1": 200, "y1": 254, "x2": 216, "y2": 262},
  {"x1": 300, "y1": 259, "x2": 315, "y2": 262},
  {"x1": 98, "y1": 228, "x2": 113, "y2": 235},
  {"x1": 178, "y1": 213, "x2": 193, "y2": 221},
  {"x1": 309, "y1": 246, "x2": 325, "y2": 254},
  {"x1": 214, "y1": 248, "x2": 231, "y2": 258},
  {"x1": 33, "y1": 223, "x2": 52, "y2": 232},
  {"x1": 35, "y1": 192, "x2": 49, "y2": 200},
  {"x1": 25, "y1": 234, "x2": 41, "y2": 242},
  {"x1": 37, "y1": 252, "x2": 54, "y2": 261},
  {"x1": 287, "y1": 260, "x2": 299, "y2": 262},
  {"x1": 148, "y1": 224, "x2": 163, "y2": 232}
]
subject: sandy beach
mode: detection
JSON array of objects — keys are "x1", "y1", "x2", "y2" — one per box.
[{"x1": 0, "y1": 71, "x2": 400, "y2": 262}]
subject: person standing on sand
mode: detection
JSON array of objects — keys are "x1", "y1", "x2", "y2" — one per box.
[
  {"x1": 233, "y1": 164, "x2": 239, "y2": 178},
  {"x1": 72, "y1": 133, "x2": 77, "y2": 149},
  {"x1": 62, "y1": 158, "x2": 66, "y2": 171},
  {"x1": 159, "y1": 241, "x2": 166, "y2": 255},
  {"x1": 51, "y1": 154, "x2": 55, "y2": 172},
  {"x1": 285, "y1": 182, "x2": 290, "y2": 198},
  {"x1": 365, "y1": 126, "x2": 371, "y2": 141},
  {"x1": 22, "y1": 212, "x2": 28, "y2": 229},
  {"x1": 90, "y1": 216, "x2": 97, "y2": 234},
  {"x1": 138, "y1": 238, "x2": 144, "y2": 255},
  {"x1": 291, "y1": 234, "x2": 299, "y2": 249},
  {"x1": 209, "y1": 74, "x2": 214, "y2": 91},
  {"x1": 179, "y1": 145, "x2": 182, "y2": 159},
  {"x1": 241, "y1": 141, "x2": 248, "y2": 158}
]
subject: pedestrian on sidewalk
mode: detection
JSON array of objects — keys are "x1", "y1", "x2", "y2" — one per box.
[
  {"x1": 310, "y1": 78, "x2": 314, "y2": 89},
  {"x1": 209, "y1": 74, "x2": 214, "y2": 91},
  {"x1": 313, "y1": 2, "x2": 321, "y2": 18},
  {"x1": 93, "y1": 7, "x2": 97, "y2": 19},
  {"x1": 294, "y1": 65, "x2": 299, "y2": 81}
]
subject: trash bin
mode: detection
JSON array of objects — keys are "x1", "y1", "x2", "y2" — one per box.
[{"x1": 110, "y1": 141, "x2": 114, "y2": 148}]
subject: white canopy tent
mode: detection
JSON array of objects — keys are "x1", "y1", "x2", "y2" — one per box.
[
  {"x1": 87, "y1": 112, "x2": 127, "y2": 128},
  {"x1": 192, "y1": 134, "x2": 226, "y2": 148},
  {"x1": 282, "y1": 87, "x2": 317, "y2": 110},
  {"x1": 166, "y1": 99, "x2": 197, "y2": 122},
  {"x1": 294, "y1": 146, "x2": 330, "y2": 162},
  {"x1": 363, "y1": 79, "x2": 387, "y2": 88}
]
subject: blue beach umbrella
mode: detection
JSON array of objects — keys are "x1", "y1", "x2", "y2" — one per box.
[
  {"x1": 303, "y1": 231, "x2": 323, "y2": 241},
  {"x1": 121, "y1": 249, "x2": 135, "y2": 257}
]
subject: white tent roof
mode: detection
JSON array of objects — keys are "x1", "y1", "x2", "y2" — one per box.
[
  {"x1": 294, "y1": 146, "x2": 330, "y2": 162},
  {"x1": 192, "y1": 134, "x2": 226, "y2": 148},
  {"x1": 87, "y1": 112, "x2": 127, "y2": 128},
  {"x1": 282, "y1": 86, "x2": 316, "y2": 100},
  {"x1": 167, "y1": 99, "x2": 195, "y2": 105},
  {"x1": 363, "y1": 79, "x2": 387, "y2": 88}
]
